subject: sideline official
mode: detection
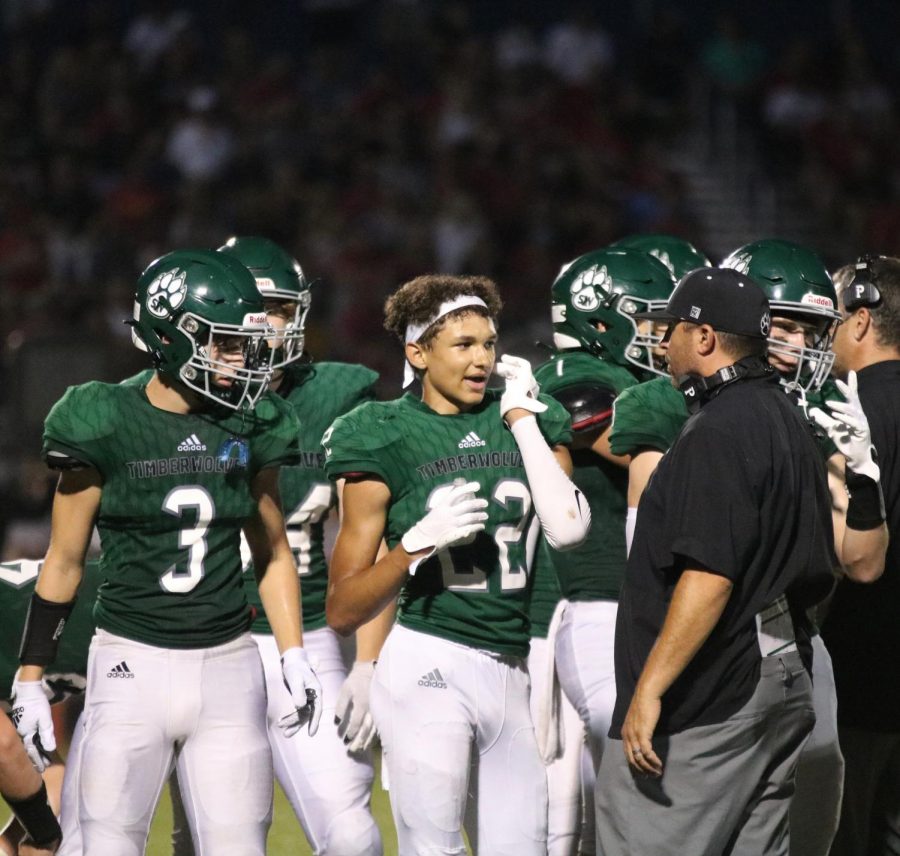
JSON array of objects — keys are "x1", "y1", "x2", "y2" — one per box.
[{"x1": 596, "y1": 268, "x2": 836, "y2": 856}]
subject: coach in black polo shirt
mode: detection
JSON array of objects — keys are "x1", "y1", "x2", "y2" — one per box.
[{"x1": 595, "y1": 268, "x2": 837, "y2": 856}]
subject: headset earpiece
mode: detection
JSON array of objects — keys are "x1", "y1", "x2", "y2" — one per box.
[{"x1": 843, "y1": 255, "x2": 883, "y2": 311}]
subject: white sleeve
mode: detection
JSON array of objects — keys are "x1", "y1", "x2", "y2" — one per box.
[
  {"x1": 509, "y1": 415, "x2": 590, "y2": 551},
  {"x1": 625, "y1": 506, "x2": 638, "y2": 557}
]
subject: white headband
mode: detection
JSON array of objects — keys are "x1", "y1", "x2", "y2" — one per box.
[{"x1": 402, "y1": 295, "x2": 489, "y2": 388}]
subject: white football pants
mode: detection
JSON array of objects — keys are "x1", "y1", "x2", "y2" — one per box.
[
  {"x1": 554, "y1": 600, "x2": 618, "y2": 778},
  {"x1": 253, "y1": 629, "x2": 381, "y2": 856},
  {"x1": 527, "y1": 635, "x2": 591, "y2": 856},
  {"x1": 59, "y1": 629, "x2": 272, "y2": 856},
  {"x1": 168, "y1": 627, "x2": 382, "y2": 856},
  {"x1": 371, "y1": 624, "x2": 547, "y2": 856}
]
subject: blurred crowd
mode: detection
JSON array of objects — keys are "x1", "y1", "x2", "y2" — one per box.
[
  {"x1": 0, "y1": 0, "x2": 897, "y2": 558},
  {"x1": 700, "y1": 10, "x2": 900, "y2": 262}
]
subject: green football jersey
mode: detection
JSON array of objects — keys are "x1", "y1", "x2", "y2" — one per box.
[
  {"x1": 120, "y1": 368, "x2": 155, "y2": 387},
  {"x1": 0, "y1": 559, "x2": 102, "y2": 703},
  {"x1": 243, "y1": 362, "x2": 378, "y2": 634},
  {"x1": 42, "y1": 379, "x2": 300, "y2": 648},
  {"x1": 611, "y1": 374, "x2": 841, "y2": 461},
  {"x1": 323, "y1": 391, "x2": 572, "y2": 657},
  {"x1": 532, "y1": 351, "x2": 638, "y2": 602},
  {"x1": 609, "y1": 375, "x2": 688, "y2": 457}
]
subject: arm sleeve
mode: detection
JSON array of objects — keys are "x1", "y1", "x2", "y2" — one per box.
[{"x1": 509, "y1": 415, "x2": 590, "y2": 551}]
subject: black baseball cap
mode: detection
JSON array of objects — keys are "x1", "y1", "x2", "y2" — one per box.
[{"x1": 634, "y1": 267, "x2": 772, "y2": 339}]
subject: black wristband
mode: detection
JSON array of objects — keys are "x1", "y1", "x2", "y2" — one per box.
[
  {"x1": 846, "y1": 471, "x2": 886, "y2": 530},
  {"x1": 19, "y1": 592, "x2": 76, "y2": 667},
  {"x1": 3, "y1": 781, "x2": 62, "y2": 848}
]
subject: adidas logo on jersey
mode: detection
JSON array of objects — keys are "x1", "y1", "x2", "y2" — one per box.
[
  {"x1": 107, "y1": 661, "x2": 135, "y2": 679},
  {"x1": 418, "y1": 668, "x2": 447, "y2": 689},
  {"x1": 458, "y1": 431, "x2": 486, "y2": 449},
  {"x1": 177, "y1": 434, "x2": 207, "y2": 452}
]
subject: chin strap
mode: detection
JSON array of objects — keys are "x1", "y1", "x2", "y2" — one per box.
[{"x1": 677, "y1": 357, "x2": 773, "y2": 413}]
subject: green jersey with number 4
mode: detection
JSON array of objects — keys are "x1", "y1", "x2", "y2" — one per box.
[
  {"x1": 0, "y1": 559, "x2": 102, "y2": 704},
  {"x1": 42, "y1": 379, "x2": 300, "y2": 648},
  {"x1": 532, "y1": 351, "x2": 639, "y2": 603},
  {"x1": 324, "y1": 391, "x2": 571, "y2": 658},
  {"x1": 243, "y1": 361, "x2": 378, "y2": 634}
]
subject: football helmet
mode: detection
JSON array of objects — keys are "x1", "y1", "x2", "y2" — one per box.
[
  {"x1": 131, "y1": 249, "x2": 274, "y2": 410},
  {"x1": 551, "y1": 248, "x2": 676, "y2": 378},
  {"x1": 611, "y1": 234, "x2": 712, "y2": 280},
  {"x1": 218, "y1": 236, "x2": 310, "y2": 369},
  {"x1": 721, "y1": 239, "x2": 841, "y2": 391}
]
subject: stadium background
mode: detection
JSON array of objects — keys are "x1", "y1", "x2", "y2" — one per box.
[{"x1": 0, "y1": 0, "x2": 898, "y2": 850}]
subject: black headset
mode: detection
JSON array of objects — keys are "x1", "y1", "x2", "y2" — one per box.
[
  {"x1": 677, "y1": 357, "x2": 773, "y2": 413},
  {"x1": 843, "y1": 255, "x2": 883, "y2": 311}
]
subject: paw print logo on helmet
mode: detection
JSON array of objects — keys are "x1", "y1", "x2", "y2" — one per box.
[
  {"x1": 611, "y1": 234, "x2": 712, "y2": 281},
  {"x1": 725, "y1": 251, "x2": 753, "y2": 277},
  {"x1": 569, "y1": 265, "x2": 612, "y2": 312},
  {"x1": 131, "y1": 249, "x2": 276, "y2": 410},
  {"x1": 145, "y1": 269, "x2": 188, "y2": 318},
  {"x1": 551, "y1": 248, "x2": 676, "y2": 380}
]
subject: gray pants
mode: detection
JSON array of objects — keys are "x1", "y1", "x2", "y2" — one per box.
[
  {"x1": 595, "y1": 652, "x2": 815, "y2": 856},
  {"x1": 828, "y1": 728, "x2": 900, "y2": 856}
]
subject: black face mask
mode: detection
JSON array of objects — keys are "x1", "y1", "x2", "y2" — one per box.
[{"x1": 677, "y1": 356, "x2": 774, "y2": 413}]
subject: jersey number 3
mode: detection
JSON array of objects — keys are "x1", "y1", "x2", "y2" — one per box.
[{"x1": 160, "y1": 486, "x2": 215, "y2": 593}]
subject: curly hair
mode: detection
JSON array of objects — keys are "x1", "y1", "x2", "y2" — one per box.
[{"x1": 384, "y1": 274, "x2": 502, "y2": 347}]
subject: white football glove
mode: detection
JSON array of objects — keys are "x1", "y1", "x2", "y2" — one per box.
[
  {"x1": 495, "y1": 354, "x2": 548, "y2": 418},
  {"x1": 11, "y1": 678, "x2": 55, "y2": 772},
  {"x1": 401, "y1": 480, "x2": 488, "y2": 574},
  {"x1": 279, "y1": 647, "x2": 323, "y2": 737},
  {"x1": 335, "y1": 660, "x2": 376, "y2": 753},
  {"x1": 809, "y1": 371, "x2": 880, "y2": 482}
]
